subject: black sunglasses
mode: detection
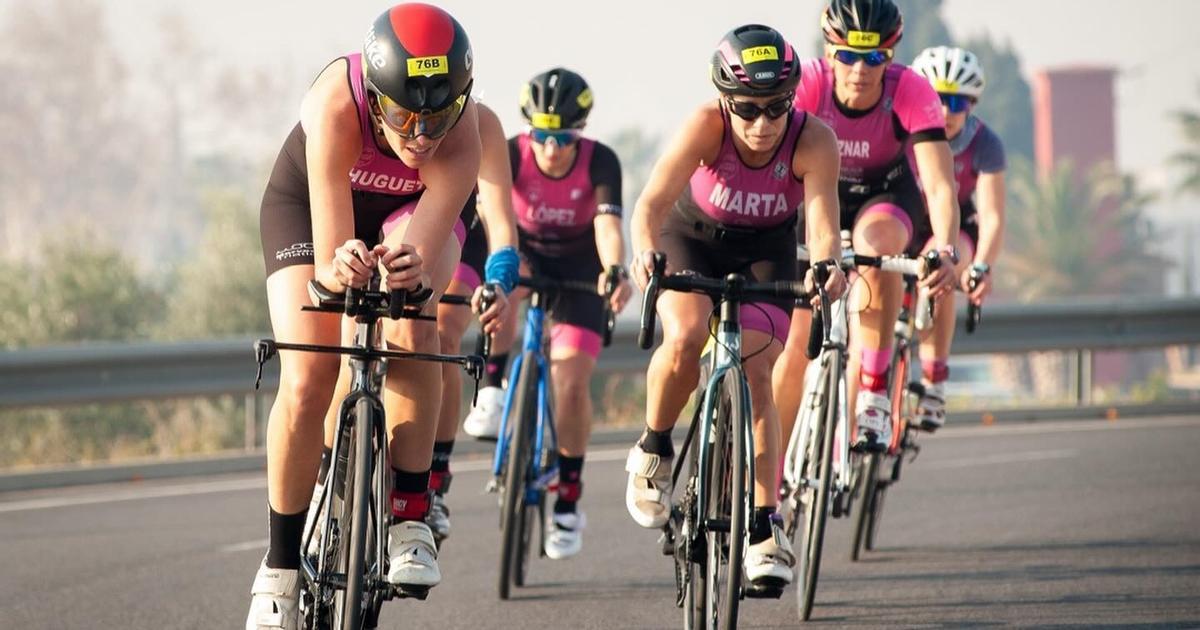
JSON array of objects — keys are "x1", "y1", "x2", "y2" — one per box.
[{"x1": 725, "y1": 93, "x2": 794, "y2": 121}]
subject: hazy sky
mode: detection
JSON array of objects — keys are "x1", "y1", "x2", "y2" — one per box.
[{"x1": 6, "y1": 0, "x2": 1199, "y2": 217}]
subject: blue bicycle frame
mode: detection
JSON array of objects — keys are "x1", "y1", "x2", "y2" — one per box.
[{"x1": 490, "y1": 289, "x2": 559, "y2": 505}]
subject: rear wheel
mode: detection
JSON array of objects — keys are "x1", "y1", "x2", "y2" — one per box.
[
  {"x1": 498, "y1": 353, "x2": 538, "y2": 599},
  {"x1": 849, "y1": 452, "x2": 880, "y2": 562}
]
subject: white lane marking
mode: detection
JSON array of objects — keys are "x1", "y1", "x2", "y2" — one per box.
[
  {"x1": 0, "y1": 447, "x2": 634, "y2": 515},
  {"x1": 220, "y1": 538, "x2": 269, "y2": 553},
  {"x1": 921, "y1": 448, "x2": 1078, "y2": 470},
  {"x1": 928, "y1": 414, "x2": 1200, "y2": 440}
]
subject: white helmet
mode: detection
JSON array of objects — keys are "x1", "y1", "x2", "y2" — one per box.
[{"x1": 912, "y1": 46, "x2": 985, "y2": 99}]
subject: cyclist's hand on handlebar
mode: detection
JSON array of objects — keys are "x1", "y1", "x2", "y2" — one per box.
[
  {"x1": 331, "y1": 240, "x2": 384, "y2": 290},
  {"x1": 598, "y1": 270, "x2": 633, "y2": 314},
  {"x1": 805, "y1": 264, "x2": 848, "y2": 306},
  {"x1": 379, "y1": 244, "x2": 426, "y2": 291},
  {"x1": 961, "y1": 266, "x2": 992, "y2": 306},
  {"x1": 920, "y1": 252, "x2": 958, "y2": 298},
  {"x1": 632, "y1": 249, "x2": 664, "y2": 292},
  {"x1": 472, "y1": 284, "x2": 508, "y2": 334}
]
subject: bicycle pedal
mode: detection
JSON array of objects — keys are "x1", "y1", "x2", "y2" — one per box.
[
  {"x1": 391, "y1": 584, "x2": 431, "y2": 600},
  {"x1": 743, "y1": 584, "x2": 785, "y2": 599}
]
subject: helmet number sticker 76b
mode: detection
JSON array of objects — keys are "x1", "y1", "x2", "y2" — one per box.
[{"x1": 407, "y1": 55, "x2": 449, "y2": 78}]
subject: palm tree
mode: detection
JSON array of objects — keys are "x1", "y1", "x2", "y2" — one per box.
[
  {"x1": 1001, "y1": 157, "x2": 1163, "y2": 301},
  {"x1": 1170, "y1": 102, "x2": 1200, "y2": 198},
  {"x1": 999, "y1": 158, "x2": 1164, "y2": 399}
]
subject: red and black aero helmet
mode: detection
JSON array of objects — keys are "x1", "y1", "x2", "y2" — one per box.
[
  {"x1": 711, "y1": 24, "x2": 801, "y2": 97},
  {"x1": 362, "y1": 3, "x2": 473, "y2": 113},
  {"x1": 821, "y1": 0, "x2": 904, "y2": 49},
  {"x1": 520, "y1": 68, "x2": 593, "y2": 130}
]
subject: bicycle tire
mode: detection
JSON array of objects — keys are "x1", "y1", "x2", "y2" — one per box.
[
  {"x1": 797, "y1": 351, "x2": 839, "y2": 621},
  {"x1": 701, "y1": 372, "x2": 748, "y2": 630},
  {"x1": 340, "y1": 397, "x2": 374, "y2": 630},
  {"x1": 498, "y1": 352, "x2": 538, "y2": 599},
  {"x1": 864, "y1": 479, "x2": 887, "y2": 551},
  {"x1": 849, "y1": 452, "x2": 880, "y2": 562},
  {"x1": 683, "y1": 421, "x2": 704, "y2": 630}
]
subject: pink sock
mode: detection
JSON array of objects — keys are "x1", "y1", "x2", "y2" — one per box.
[
  {"x1": 860, "y1": 347, "x2": 892, "y2": 393},
  {"x1": 922, "y1": 358, "x2": 949, "y2": 384}
]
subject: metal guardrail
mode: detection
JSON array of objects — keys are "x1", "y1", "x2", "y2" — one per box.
[{"x1": 3, "y1": 297, "x2": 1199, "y2": 412}]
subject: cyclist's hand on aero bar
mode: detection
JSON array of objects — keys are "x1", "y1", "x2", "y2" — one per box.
[
  {"x1": 632, "y1": 249, "x2": 664, "y2": 293},
  {"x1": 472, "y1": 283, "x2": 509, "y2": 335},
  {"x1": 961, "y1": 265, "x2": 992, "y2": 305},
  {"x1": 379, "y1": 243, "x2": 427, "y2": 292},
  {"x1": 331, "y1": 239, "x2": 385, "y2": 290}
]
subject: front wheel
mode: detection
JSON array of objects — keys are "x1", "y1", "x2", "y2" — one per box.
[
  {"x1": 701, "y1": 372, "x2": 749, "y2": 630},
  {"x1": 498, "y1": 352, "x2": 538, "y2": 599},
  {"x1": 797, "y1": 352, "x2": 839, "y2": 621},
  {"x1": 340, "y1": 398, "x2": 375, "y2": 630}
]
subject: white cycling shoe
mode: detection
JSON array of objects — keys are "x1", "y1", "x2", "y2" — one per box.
[
  {"x1": 544, "y1": 510, "x2": 586, "y2": 559},
  {"x1": 386, "y1": 521, "x2": 441, "y2": 588},
  {"x1": 625, "y1": 445, "x2": 673, "y2": 528},
  {"x1": 854, "y1": 391, "x2": 892, "y2": 453},
  {"x1": 463, "y1": 386, "x2": 504, "y2": 439},
  {"x1": 245, "y1": 561, "x2": 300, "y2": 630},
  {"x1": 744, "y1": 521, "x2": 796, "y2": 589},
  {"x1": 914, "y1": 381, "x2": 947, "y2": 431}
]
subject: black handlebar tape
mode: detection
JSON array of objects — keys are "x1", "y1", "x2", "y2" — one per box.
[
  {"x1": 345, "y1": 286, "x2": 362, "y2": 318},
  {"x1": 477, "y1": 285, "x2": 496, "y2": 358},
  {"x1": 805, "y1": 308, "x2": 824, "y2": 360},
  {"x1": 638, "y1": 253, "x2": 667, "y2": 350}
]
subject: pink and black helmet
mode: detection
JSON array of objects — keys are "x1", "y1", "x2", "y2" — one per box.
[{"x1": 710, "y1": 24, "x2": 801, "y2": 97}]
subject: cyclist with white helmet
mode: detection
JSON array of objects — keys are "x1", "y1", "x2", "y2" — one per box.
[
  {"x1": 626, "y1": 24, "x2": 846, "y2": 589},
  {"x1": 908, "y1": 45, "x2": 1007, "y2": 430},
  {"x1": 246, "y1": 5, "x2": 509, "y2": 628}
]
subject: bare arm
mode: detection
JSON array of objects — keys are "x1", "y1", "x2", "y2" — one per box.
[
  {"x1": 474, "y1": 103, "x2": 518, "y2": 252},
  {"x1": 630, "y1": 104, "x2": 722, "y2": 288},
  {"x1": 794, "y1": 118, "x2": 841, "y2": 263},
  {"x1": 300, "y1": 59, "x2": 367, "y2": 290},
  {"x1": 973, "y1": 170, "x2": 1005, "y2": 266},
  {"x1": 913, "y1": 139, "x2": 961, "y2": 295}
]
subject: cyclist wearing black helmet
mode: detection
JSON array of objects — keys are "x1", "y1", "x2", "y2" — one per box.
[
  {"x1": 461, "y1": 67, "x2": 631, "y2": 560},
  {"x1": 775, "y1": 0, "x2": 960, "y2": 456},
  {"x1": 627, "y1": 24, "x2": 846, "y2": 590},
  {"x1": 247, "y1": 4, "x2": 513, "y2": 627}
]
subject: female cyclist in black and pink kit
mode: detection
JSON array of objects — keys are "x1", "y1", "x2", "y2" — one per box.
[
  {"x1": 908, "y1": 45, "x2": 1007, "y2": 431},
  {"x1": 627, "y1": 24, "x2": 846, "y2": 591},
  {"x1": 774, "y1": 0, "x2": 960, "y2": 456},
  {"x1": 462, "y1": 68, "x2": 632, "y2": 560},
  {"x1": 246, "y1": 5, "x2": 512, "y2": 628}
]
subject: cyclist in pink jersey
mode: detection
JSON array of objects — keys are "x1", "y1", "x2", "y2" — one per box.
[
  {"x1": 461, "y1": 67, "x2": 631, "y2": 559},
  {"x1": 907, "y1": 46, "x2": 1007, "y2": 430},
  {"x1": 774, "y1": 0, "x2": 960, "y2": 455},
  {"x1": 247, "y1": 5, "x2": 511, "y2": 628},
  {"x1": 627, "y1": 24, "x2": 846, "y2": 590}
]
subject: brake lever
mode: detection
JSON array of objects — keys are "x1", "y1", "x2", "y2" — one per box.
[{"x1": 253, "y1": 339, "x2": 278, "y2": 390}]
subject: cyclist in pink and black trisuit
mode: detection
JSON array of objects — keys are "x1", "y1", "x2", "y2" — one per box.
[
  {"x1": 907, "y1": 45, "x2": 1006, "y2": 430},
  {"x1": 774, "y1": 0, "x2": 960, "y2": 456},
  {"x1": 461, "y1": 68, "x2": 633, "y2": 560},
  {"x1": 626, "y1": 24, "x2": 846, "y2": 590},
  {"x1": 246, "y1": 5, "x2": 511, "y2": 628}
]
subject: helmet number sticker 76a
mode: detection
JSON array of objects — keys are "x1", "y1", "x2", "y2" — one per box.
[{"x1": 407, "y1": 55, "x2": 449, "y2": 78}]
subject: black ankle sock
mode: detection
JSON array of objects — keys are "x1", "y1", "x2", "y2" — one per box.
[
  {"x1": 317, "y1": 446, "x2": 333, "y2": 483},
  {"x1": 749, "y1": 507, "x2": 775, "y2": 545},
  {"x1": 431, "y1": 441, "x2": 454, "y2": 473},
  {"x1": 391, "y1": 468, "x2": 431, "y2": 523},
  {"x1": 265, "y1": 506, "x2": 307, "y2": 570},
  {"x1": 553, "y1": 455, "x2": 585, "y2": 514},
  {"x1": 484, "y1": 353, "x2": 509, "y2": 389},
  {"x1": 392, "y1": 468, "x2": 431, "y2": 494},
  {"x1": 639, "y1": 426, "x2": 675, "y2": 457}
]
